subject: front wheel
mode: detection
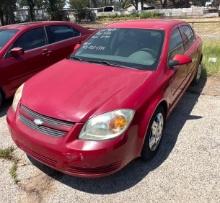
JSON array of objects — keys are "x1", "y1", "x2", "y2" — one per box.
[
  {"x1": 141, "y1": 107, "x2": 165, "y2": 161},
  {"x1": 0, "y1": 91, "x2": 3, "y2": 109}
]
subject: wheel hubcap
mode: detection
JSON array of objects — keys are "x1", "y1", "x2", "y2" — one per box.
[
  {"x1": 196, "y1": 64, "x2": 202, "y2": 81},
  {"x1": 149, "y1": 112, "x2": 164, "y2": 151}
]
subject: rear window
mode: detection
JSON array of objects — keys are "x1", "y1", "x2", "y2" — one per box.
[
  {"x1": 179, "y1": 25, "x2": 195, "y2": 50},
  {"x1": 46, "y1": 25, "x2": 80, "y2": 44},
  {"x1": 0, "y1": 29, "x2": 18, "y2": 49},
  {"x1": 169, "y1": 28, "x2": 184, "y2": 58}
]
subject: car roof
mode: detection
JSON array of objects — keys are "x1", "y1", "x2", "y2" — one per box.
[
  {"x1": 0, "y1": 21, "x2": 73, "y2": 31},
  {"x1": 108, "y1": 19, "x2": 185, "y2": 30}
]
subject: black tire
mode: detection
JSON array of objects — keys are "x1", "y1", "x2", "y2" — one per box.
[
  {"x1": 0, "y1": 90, "x2": 3, "y2": 109},
  {"x1": 192, "y1": 63, "x2": 202, "y2": 85},
  {"x1": 141, "y1": 106, "x2": 165, "y2": 161}
]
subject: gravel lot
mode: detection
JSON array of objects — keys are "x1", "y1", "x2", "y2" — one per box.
[{"x1": 0, "y1": 77, "x2": 220, "y2": 203}]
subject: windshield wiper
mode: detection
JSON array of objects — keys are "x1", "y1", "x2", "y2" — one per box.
[
  {"x1": 71, "y1": 56, "x2": 110, "y2": 65},
  {"x1": 86, "y1": 59, "x2": 113, "y2": 66},
  {"x1": 70, "y1": 56, "x2": 83, "y2": 61},
  {"x1": 71, "y1": 57, "x2": 145, "y2": 70},
  {"x1": 84, "y1": 59, "x2": 130, "y2": 68}
]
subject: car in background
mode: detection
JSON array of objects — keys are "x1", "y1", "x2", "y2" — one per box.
[
  {"x1": 219, "y1": 5, "x2": 220, "y2": 16},
  {"x1": 0, "y1": 21, "x2": 94, "y2": 107},
  {"x1": 7, "y1": 19, "x2": 203, "y2": 178}
]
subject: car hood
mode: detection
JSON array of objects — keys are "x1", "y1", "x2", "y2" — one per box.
[{"x1": 21, "y1": 59, "x2": 153, "y2": 122}]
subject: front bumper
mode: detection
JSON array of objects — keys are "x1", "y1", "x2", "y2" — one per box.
[{"x1": 7, "y1": 107, "x2": 139, "y2": 178}]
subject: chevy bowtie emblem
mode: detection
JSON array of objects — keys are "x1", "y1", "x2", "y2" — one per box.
[{"x1": 34, "y1": 119, "x2": 44, "y2": 126}]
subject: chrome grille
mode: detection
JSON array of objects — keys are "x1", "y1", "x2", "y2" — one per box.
[
  {"x1": 19, "y1": 105, "x2": 74, "y2": 137},
  {"x1": 20, "y1": 115, "x2": 66, "y2": 137},
  {"x1": 20, "y1": 105, "x2": 73, "y2": 127}
]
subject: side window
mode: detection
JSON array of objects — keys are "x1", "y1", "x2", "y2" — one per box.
[
  {"x1": 169, "y1": 28, "x2": 184, "y2": 59},
  {"x1": 180, "y1": 25, "x2": 195, "y2": 50},
  {"x1": 13, "y1": 28, "x2": 46, "y2": 51},
  {"x1": 46, "y1": 25, "x2": 80, "y2": 44}
]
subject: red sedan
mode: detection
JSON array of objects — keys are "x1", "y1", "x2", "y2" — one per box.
[
  {"x1": 7, "y1": 19, "x2": 203, "y2": 178},
  {"x1": 0, "y1": 21, "x2": 94, "y2": 107}
]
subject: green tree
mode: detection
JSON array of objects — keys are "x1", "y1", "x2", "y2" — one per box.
[
  {"x1": 70, "y1": 0, "x2": 89, "y2": 10},
  {"x1": 0, "y1": 0, "x2": 16, "y2": 25},
  {"x1": 18, "y1": 0, "x2": 45, "y2": 21},
  {"x1": 131, "y1": 0, "x2": 139, "y2": 10},
  {"x1": 45, "y1": 0, "x2": 66, "y2": 20},
  {"x1": 170, "y1": 0, "x2": 190, "y2": 8},
  {"x1": 69, "y1": 0, "x2": 89, "y2": 22},
  {"x1": 118, "y1": 0, "x2": 131, "y2": 9},
  {"x1": 91, "y1": 0, "x2": 98, "y2": 7},
  {"x1": 159, "y1": 0, "x2": 168, "y2": 8}
]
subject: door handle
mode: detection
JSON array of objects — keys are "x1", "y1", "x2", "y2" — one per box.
[
  {"x1": 42, "y1": 48, "x2": 48, "y2": 56},
  {"x1": 46, "y1": 50, "x2": 52, "y2": 57}
]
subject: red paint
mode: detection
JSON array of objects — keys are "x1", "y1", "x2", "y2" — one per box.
[
  {"x1": 0, "y1": 21, "x2": 94, "y2": 99},
  {"x1": 7, "y1": 19, "x2": 202, "y2": 177},
  {"x1": 172, "y1": 54, "x2": 192, "y2": 65}
]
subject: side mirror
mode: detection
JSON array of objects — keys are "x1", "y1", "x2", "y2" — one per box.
[
  {"x1": 73, "y1": 43, "x2": 81, "y2": 52},
  {"x1": 10, "y1": 47, "x2": 24, "y2": 57},
  {"x1": 169, "y1": 54, "x2": 192, "y2": 67}
]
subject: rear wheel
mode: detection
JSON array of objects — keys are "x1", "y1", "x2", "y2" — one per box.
[
  {"x1": 193, "y1": 63, "x2": 202, "y2": 85},
  {"x1": 141, "y1": 107, "x2": 165, "y2": 161}
]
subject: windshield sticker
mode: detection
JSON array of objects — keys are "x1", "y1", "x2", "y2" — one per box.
[
  {"x1": 92, "y1": 28, "x2": 117, "y2": 39},
  {"x1": 82, "y1": 42, "x2": 106, "y2": 51}
]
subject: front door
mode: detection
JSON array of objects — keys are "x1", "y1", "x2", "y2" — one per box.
[{"x1": 0, "y1": 27, "x2": 49, "y2": 97}]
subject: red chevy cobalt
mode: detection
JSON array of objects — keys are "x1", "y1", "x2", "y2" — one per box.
[
  {"x1": 7, "y1": 20, "x2": 203, "y2": 178},
  {"x1": 0, "y1": 21, "x2": 93, "y2": 107}
]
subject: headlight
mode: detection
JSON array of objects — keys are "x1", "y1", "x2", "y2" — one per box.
[
  {"x1": 12, "y1": 84, "x2": 24, "y2": 111},
  {"x1": 79, "y1": 109, "x2": 135, "y2": 141}
]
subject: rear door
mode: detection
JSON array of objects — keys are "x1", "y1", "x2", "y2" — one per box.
[
  {"x1": 45, "y1": 25, "x2": 82, "y2": 65},
  {"x1": 179, "y1": 25, "x2": 199, "y2": 77},
  {"x1": 168, "y1": 27, "x2": 188, "y2": 104},
  {"x1": 1, "y1": 27, "x2": 49, "y2": 96}
]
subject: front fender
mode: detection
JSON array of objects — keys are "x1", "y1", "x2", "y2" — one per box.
[{"x1": 136, "y1": 95, "x2": 168, "y2": 156}]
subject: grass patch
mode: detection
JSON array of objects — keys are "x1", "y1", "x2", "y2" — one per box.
[
  {"x1": 0, "y1": 146, "x2": 19, "y2": 184},
  {"x1": 203, "y1": 40, "x2": 220, "y2": 76},
  {"x1": 0, "y1": 147, "x2": 15, "y2": 160},
  {"x1": 139, "y1": 12, "x2": 162, "y2": 19},
  {"x1": 10, "y1": 160, "x2": 19, "y2": 184}
]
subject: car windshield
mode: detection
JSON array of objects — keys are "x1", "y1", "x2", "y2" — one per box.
[
  {"x1": 71, "y1": 28, "x2": 164, "y2": 70},
  {"x1": 0, "y1": 29, "x2": 18, "y2": 49}
]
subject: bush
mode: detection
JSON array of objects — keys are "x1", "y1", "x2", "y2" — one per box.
[
  {"x1": 98, "y1": 11, "x2": 163, "y2": 21},
  {"x1": 139, "y1": 12, "x2": 162, "y2": 19},
  {"x1": 76, "y1": 9, "x2": 96, "y2": 22}
]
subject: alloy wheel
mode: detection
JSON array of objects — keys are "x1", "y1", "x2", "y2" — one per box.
[{"x1": 148, "y1": 112, "x2": 164, "y2": 151}]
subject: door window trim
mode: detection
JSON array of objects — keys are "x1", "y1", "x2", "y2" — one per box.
[
  {"x1": 167, "y1": 26, "x2": 185, "y2": 67},
  {"x1": 12, "y1": 27, "x2": 47, "y2": 51},
  {"x1": 179, "y1": 24, "x2": 195, "y2": 51},
  {"x1": 168, "y1": 27, "x2": 185, "y2": 57}
]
